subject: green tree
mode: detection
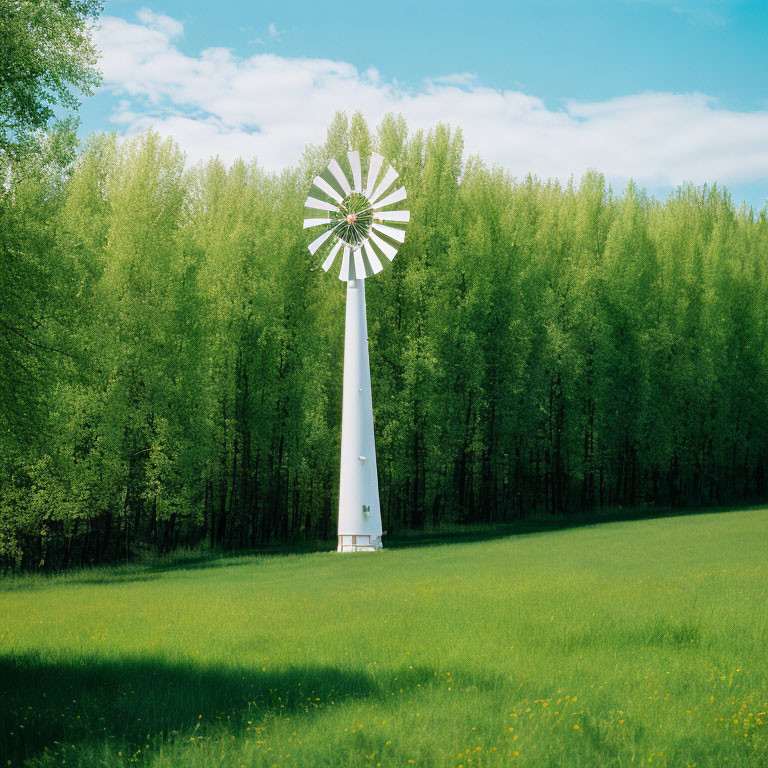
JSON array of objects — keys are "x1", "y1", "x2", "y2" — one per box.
[
  {"x1": 0, "y1": 0, "x2": 102, "y2": 158},
  {"x1": 4, "y1": 112, "x2": 768, "y2": 570}
]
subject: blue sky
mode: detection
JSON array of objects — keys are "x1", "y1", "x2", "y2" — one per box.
[{"x1": 84, "y1": 0, "x2": 768, "y2": 207}]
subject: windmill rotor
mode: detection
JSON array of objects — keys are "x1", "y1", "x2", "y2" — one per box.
[
  {"x1": 303, "y1": 148, "x2": 407, "y2": 553},
  {"x1": 303, "y1": 150, "x2": 410, "y2": 281}
]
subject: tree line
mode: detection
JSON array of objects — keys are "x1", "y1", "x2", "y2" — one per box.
[{"x1": 2, "y1": 111, "x2": 767, "y2": 570}]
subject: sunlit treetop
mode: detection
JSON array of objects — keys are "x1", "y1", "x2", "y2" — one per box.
[{"x1": 0, "y1": 0, "x2": 103, "y2": 158}]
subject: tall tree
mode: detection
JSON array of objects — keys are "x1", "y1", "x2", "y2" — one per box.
[{"x1": 0, "y1": 0, "x2": 102, "y2": 158}]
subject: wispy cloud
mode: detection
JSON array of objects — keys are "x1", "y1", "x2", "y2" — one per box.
[
  {"x1": 630, "y1": 0, "x2": 730, "y2": 27},
  {"x1": 267, "y1": 22, "x2": 284, "y2": 42},
  {"x1": 94, "y1": 11, "x2": 768, "y2": 194},
  {"x1": 429, "y1": 73, "x2": 478, "y2": 88},
  {"x1": 135, "y1": 7, "x2": 184, "y2": 38}
]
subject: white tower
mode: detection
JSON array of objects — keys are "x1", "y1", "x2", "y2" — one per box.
[{"x1": 303, "y1": 150, "x2": 410, "y2": 552}]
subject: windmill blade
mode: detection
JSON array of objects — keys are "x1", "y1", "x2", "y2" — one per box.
[
  {"x1": 305, "y1": 196, "x2": 339, "y2": 213},
  {"x1": 369, "y1": 165, "x2": 399, "y2": 204},
  {"x1": 368, "y1": 229, "x2": 398, "y2": 261},
  {"x1": 363, "y1": 241, "x2": 383, "y2": 275},
  {"x1": 313, "y1": 176, "x2": 344, "y2": 205},
  {"x1": 321, "y1": 239, "x2": 343, "y2": 272},
  {"x1": 371, "y1": 222, "x2": 406, "y2": 243},
  {"x1": 371, "y1": 186, "x2": 407, "y2": 210},
  {"x1": 374, "y1": 210, "x2": 410, "y2": 223},
  {"x1": 364, "y1": 153, "x2": 384, "y2": 198},
  {"x1": 303, "y1": 217, "x2": 332, "y2": 229},
  {"x1": 353, "y1": 247, "x2": 365, "y2": 280},
  {"x1": 308, "y1": 227, "x2": 334, "y2": 255},
  {"x1": 328, "y1": 159, "x2": 352, "y2": 196},
  {"x1": 339, "y1": 247, "x2": 351, "y2": 282},
  {"x1": 348, "y1": 150, "x2": 362, "y2": 193}
]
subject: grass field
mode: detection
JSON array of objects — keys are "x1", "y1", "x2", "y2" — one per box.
[{"x1": 1, "y1": 508, "x2": 767, "y2": 767}]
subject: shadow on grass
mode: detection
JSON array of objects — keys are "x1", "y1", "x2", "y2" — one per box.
[
  {"x1": 0, "y1": 653, "x2": 499, "y2": 765},
  {"x1": 385, "y1": 503, "x2": 765, "y2": 551},
  {"x1": 0, "y1": 653, "x2": 372, "y2": 765},
  {"x1": 4, "y1": 504, "x2": 763, "y2": 590},
  {"x1": 1, "y1": 543, "x2": 334, "y2": 590}
]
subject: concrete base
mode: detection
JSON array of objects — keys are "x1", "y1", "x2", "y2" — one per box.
[{"x1": 337, "y1": 534, "x2": 383, "y2": 553}]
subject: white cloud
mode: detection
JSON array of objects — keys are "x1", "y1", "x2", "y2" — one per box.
[
  {"x1": 94, "y1": 11, "x2": 768, "y2": 194},
  {"x1": 135, "y1": 8, "x2": 184, "y2": 38}
]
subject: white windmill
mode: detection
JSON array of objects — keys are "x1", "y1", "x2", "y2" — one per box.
[{"x1": 303, "y1": 150, "x2": 409, "y2": 552}]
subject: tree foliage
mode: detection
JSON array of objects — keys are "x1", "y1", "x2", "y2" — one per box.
[
  {"x1": 0, "y1": 0, "x2": 101, "y2": 440},
  {"x1": 2, "y1": 112, "x2": 768, "y2": 569},
  {"x1": 0, "y1": 0, "x2": 102, "y2": 157}
]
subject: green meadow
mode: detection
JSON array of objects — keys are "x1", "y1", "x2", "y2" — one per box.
[{"x1": 2, "y1": 508, "x2": 767, "y2": 768}]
